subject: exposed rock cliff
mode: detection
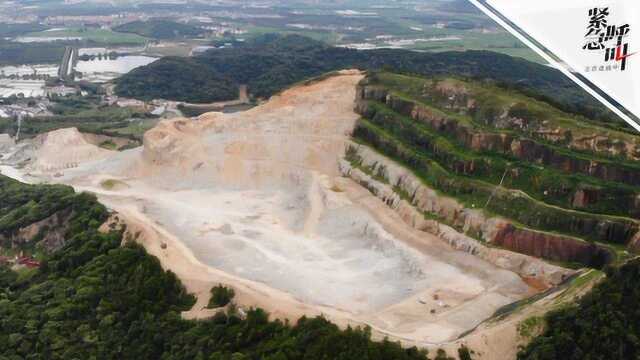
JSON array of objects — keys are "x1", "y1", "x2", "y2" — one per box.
[
  {"x1": 341, "y1": 142, "x2": 614, "y2": 271},
  {"x1": 492, "y1": 224, "x2": 612, "y2": 266}
]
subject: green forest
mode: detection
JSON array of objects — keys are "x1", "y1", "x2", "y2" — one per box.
[
  {"x1": 114, "y1": 57, "x2": 237, "y2": 103},
  {"x1": 115, "y1": 34, "x2": 618, "y2": 125},
  {"x1": 0, "y1": 175, "x2": 79, "y2": 237},
  {"x1": 0, "y1": 175, "x2": 433, "y2": 359},
  {"x1": 518, "y1": 258, "x2": 640, "y2": 359}
]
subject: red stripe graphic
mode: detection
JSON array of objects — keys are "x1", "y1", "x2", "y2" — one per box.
[{"x1": 615, "y1": 46, "x2": 636, "y2": 61}]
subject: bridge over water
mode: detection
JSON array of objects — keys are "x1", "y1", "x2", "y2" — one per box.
[{"x1": 57, "y1": 46, "x2": 78, "y2": 80}]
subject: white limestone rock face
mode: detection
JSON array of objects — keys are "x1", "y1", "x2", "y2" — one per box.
[{"x1": 0, "y1": 134, "x2": 14, "y2": 153}]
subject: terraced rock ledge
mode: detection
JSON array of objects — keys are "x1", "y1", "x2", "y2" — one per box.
[{"x1": 352, "y1": 72, "x2": 640, "y2": 268}]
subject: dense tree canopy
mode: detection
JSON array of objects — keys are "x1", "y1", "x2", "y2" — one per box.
[
  {"x1": 0, "y1": 176, "x2": 78, "y2": 236},
  {"x1": 114, "y1": 57, "x2": 237, "y2": 102},
  {"x1": 518, "y1": 259, "x2": 640, "y2": 360}
]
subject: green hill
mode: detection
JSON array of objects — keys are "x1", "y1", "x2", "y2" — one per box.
[
  {"x1": 114, "y1": 57, "x2": 236, "y2": 102},
  {"x1": 114, "y1": 34, "x2": 623, "y2": 127}
]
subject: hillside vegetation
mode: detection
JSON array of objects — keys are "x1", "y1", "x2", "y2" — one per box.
[
  {"x1": 0, "y1": 174, "x2": 430, "y2": 359},
  {"x1": 113, "y1": 20, "x2": 205, "y2": 39},
  {"x1": 350, "y1": 72, "x2": 640, "y2": 267},
  {"x1": 115, "y1": 34, "x2": 621, "y2": 126},
  {"x1": 114, "y1": 57, "x2": 236, "y2": 102},
  {"x1": 518, "y1": 258, "x2": 640, "y2": 359},
  {"x1": 0, "y1": 176, "x2": 79, "y2": 239}
]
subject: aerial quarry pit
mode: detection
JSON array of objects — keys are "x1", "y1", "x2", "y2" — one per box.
[{"x1": 0, "y1": 70, "x2": 574, "y2": 354}]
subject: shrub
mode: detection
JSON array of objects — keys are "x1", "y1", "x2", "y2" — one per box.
[
  {"x1": 208, "y1": 284, "x2": 235, "y2": 308},
  {"x1": 458, "y1": 345, "x2": 473, "y2": 360}
]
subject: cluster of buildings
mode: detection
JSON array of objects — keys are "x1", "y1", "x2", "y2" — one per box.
[
  {"x1": 198, "y1": 22, "x2": 248, "y2": 38},
  {"x1": 0, "y1": 80, "x2": 77, "y2": 101},
  {"x1": 102, "y1": 95, "x2": 178, "y2": 117}
]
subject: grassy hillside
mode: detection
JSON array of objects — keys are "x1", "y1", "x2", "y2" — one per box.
[
  {"x1": 115, "y1": 34, "x2": 621, "y2": 125},
  {"x1": 352, "y1": 72, "x2": 640, "y2": 255},
  {"x1": 113, "y1": 20, "x2": 205, "y2": 39},
  {"x1": 0, "y1": 174, "x2": 432, "y2": 359}
]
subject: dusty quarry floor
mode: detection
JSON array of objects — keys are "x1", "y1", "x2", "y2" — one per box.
[{"x1": 0, "y1": 70, "x2": 536, "y2": 346}]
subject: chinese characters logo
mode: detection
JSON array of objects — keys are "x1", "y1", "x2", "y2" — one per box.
[{"x1": 583, "y1": 7, "x2": 634, "y2": 72}]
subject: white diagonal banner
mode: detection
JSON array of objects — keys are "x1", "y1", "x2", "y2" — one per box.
[{"x1": 469, "y1": 0, "x2": 640, "y2": 132}]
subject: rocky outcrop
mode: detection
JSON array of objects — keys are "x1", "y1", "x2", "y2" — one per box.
[
  {"x1": 0, "y1": 209, "x2": 73, "y2": 253},
  {"x1": 31, "y1": 128, "x2": 115, "y2": 173},
  {"x1": 493, "y1": 224, "x2": 612, "y2": 267},
  {"x1": 341, "y1": 142, "x2": 617, "y2": 271}
]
